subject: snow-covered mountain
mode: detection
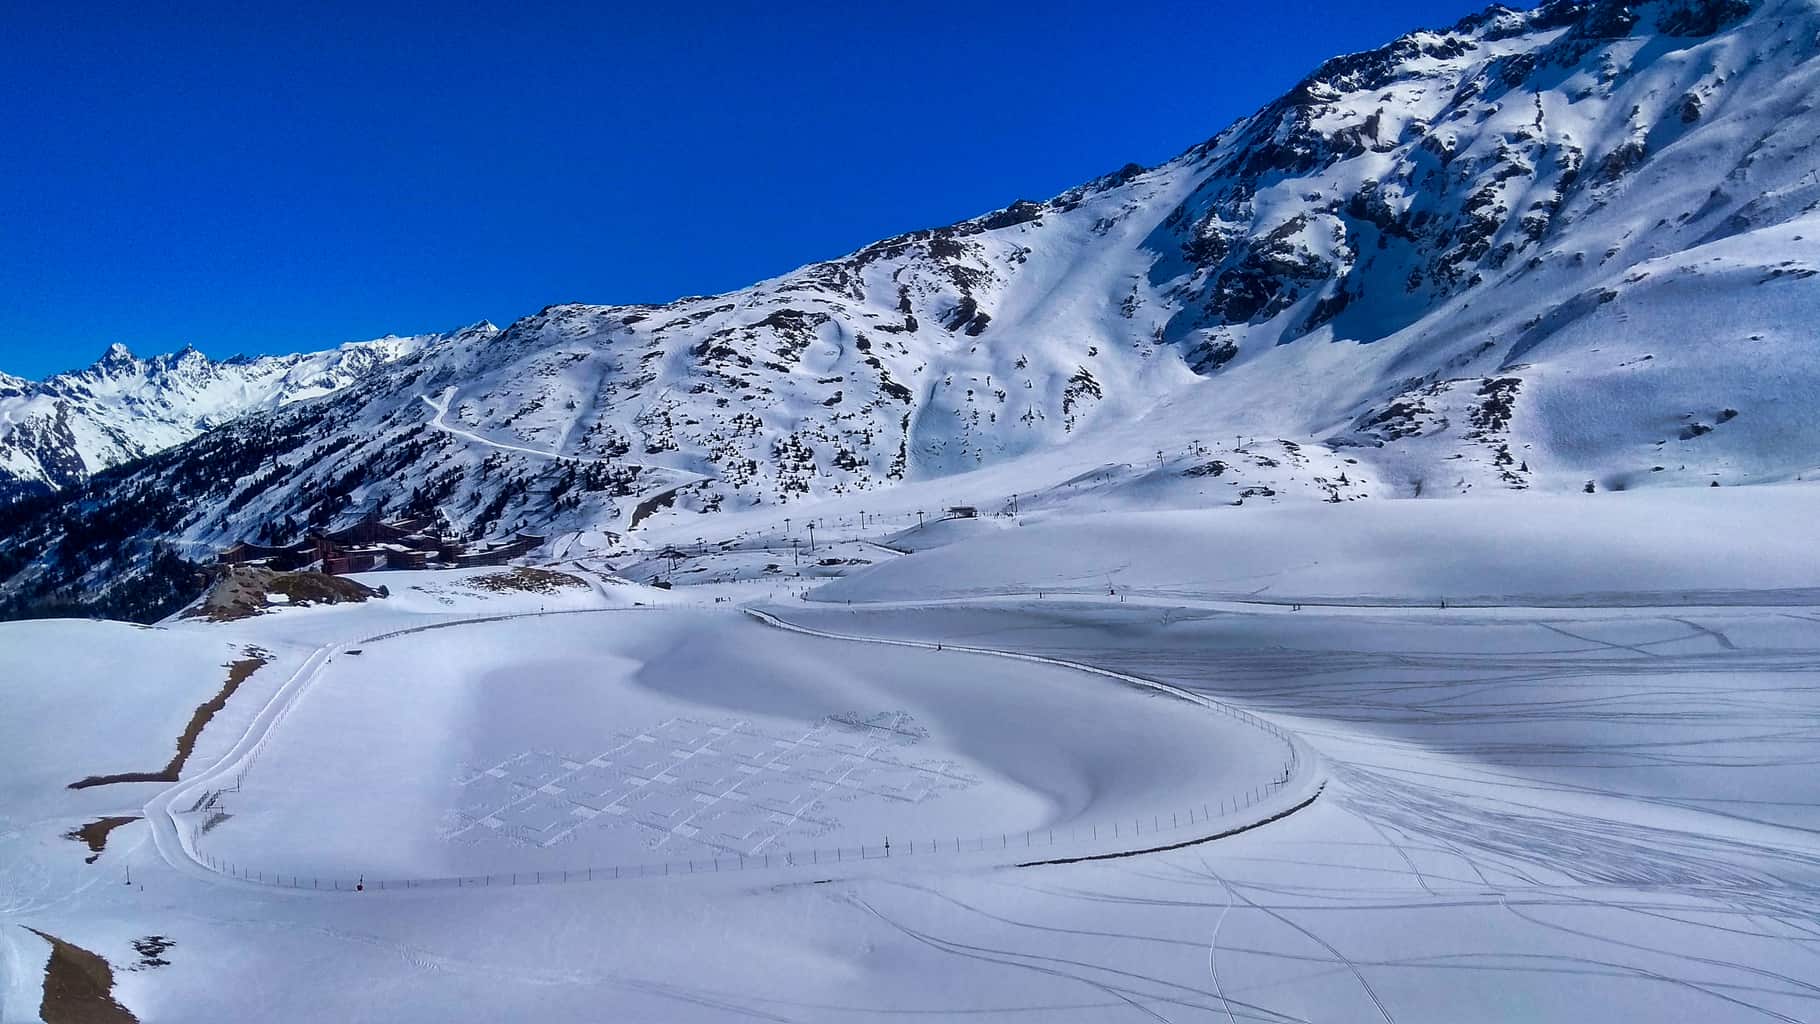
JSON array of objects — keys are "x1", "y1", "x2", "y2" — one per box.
[
  {"x1": 0, "y1": 325, "x2": 497, "y2": 498},
  {"x1": 4, "y1": 0, "x2": 1818, "y2": 619}
]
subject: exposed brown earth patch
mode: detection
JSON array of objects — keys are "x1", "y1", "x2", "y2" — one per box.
[
  {"x1": 185, "y1": 565, "x2": 378, "y2": 622},
  {"x1": 69, "y1": 648, "x2": 270, "y2": 789},
  {"x1": 63, "y1": 817, "x2": 140, "y2": 863},
  {"x1": 22, "y1": 928, "x2": 138, "y2": 1024},
  {"x1": 465, "y1": 567, "x2": 589, "y2": 594}
]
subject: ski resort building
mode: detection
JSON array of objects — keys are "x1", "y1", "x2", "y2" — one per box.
[
  {"x1": 215, "y1": 540, "x2": 315, "y2": 569},
  {"x1": 218, "y1": 514, "x2": 543, "y2": 575}
]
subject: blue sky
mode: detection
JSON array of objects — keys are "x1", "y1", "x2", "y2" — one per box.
[{"x1": 1, "y1": 1, "x2": 1501, "y2": 379}]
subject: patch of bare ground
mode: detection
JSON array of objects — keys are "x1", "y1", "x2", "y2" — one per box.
[
  {"x1": 184, "y1": 565, "x2": 378, "y2": 622},
  {"x1": 63, "y1": 817, "x2": 140, "y2": 863},
  {"x1": 22, "y1": 928, "x2": 138, "y2": 1024},
  {"x1": 466, "y1": 566, "x2": 589, "y2": 594},
  {"x1": 68, "y1": 647, "x2": 270, "y2": 790}
]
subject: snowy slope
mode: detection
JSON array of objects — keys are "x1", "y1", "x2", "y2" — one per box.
[
  {"x1": 3, "y1": 496, "x2": 1819, "y2": 1022},
  {"x1": 815, "y1": 485, "x2": 1820, "y2": 606},
  {"x1": 0, "y1": 324, "x2": 496, "y2": 497},
  {"x1": 5, "y1": 0, "x2": 1820, "y2": 620}
]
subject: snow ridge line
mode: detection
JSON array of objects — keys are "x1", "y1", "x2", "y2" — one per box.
[
  {"x1": 743, "y1": 606, "x2": 1324, "y2": 842},
  {"x1": 1013, "y1": 784, "x2": 1324, "y2": 868}
]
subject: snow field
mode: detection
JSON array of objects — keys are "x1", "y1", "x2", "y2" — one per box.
[
  {"x1": 815, "y1": 598, "x2": 1820, "y2": 1022},
  {"x1": 5, "y1": 488, "x2": 1819, "y2": 1022},
  {"x1": 182, "y1": 608, "x2": 1291, "y2": 887},
  {"x1": 813, "y1": 485, "x2": 1820, "y2": 607}
]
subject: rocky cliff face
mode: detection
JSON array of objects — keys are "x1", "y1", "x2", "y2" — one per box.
[{"x1": 3, "y1": 0, "x2": 1817, "y2": 619}]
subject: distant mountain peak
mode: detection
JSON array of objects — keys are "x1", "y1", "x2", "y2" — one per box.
[
  {"x1": 95, "y1": 342, "x2": 137, "y2": 370},
  {"x1": 0, "y1": 326, "x2": 473, "y2": 497}
]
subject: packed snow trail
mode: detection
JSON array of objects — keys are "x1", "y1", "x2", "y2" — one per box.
[
  {"x1": 420, "y1": 388, "x2": 571, "y2": 461},
  {"x1": 420, "y1": 386, "x2": 710, "y2": 538},
  {"x1": 420, "y1": 387, "x2": 708, "y2": 482},
  {"x1": 143, "y1": 606, "x2": 639, "y2": 886}
]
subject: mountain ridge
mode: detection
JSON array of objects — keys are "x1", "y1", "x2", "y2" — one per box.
[
  {"x1": 2, "y1": 0, "x2": 1816, "y2": 621},
  {"x1": 0, "y1": 323, "x2": 499, "y2": 498}
]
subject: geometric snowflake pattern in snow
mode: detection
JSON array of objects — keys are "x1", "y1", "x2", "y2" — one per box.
[{"x1": 442, "y1": 712, "x2": 977, "y2": 857}]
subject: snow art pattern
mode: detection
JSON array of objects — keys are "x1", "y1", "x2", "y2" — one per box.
[{"x1": 443, "y1": 712, "x2": 976, "y2": 857}]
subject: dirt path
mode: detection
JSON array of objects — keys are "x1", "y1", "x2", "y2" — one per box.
[{"x1": 68, "y1": 648, "x2": 271, "y2": 789}]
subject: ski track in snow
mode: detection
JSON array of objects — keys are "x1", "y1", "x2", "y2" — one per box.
[
  {"x1": 757, "y1": 597, "x2": 1820, "y2": 1022},
  {"x1": 144, "y1": 606, "x2": 640, "y2": 888}
]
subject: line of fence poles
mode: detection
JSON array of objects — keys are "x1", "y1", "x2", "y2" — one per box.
[{"x1": 186, "y1": 763, "x2": 1306, "y2": 894}]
